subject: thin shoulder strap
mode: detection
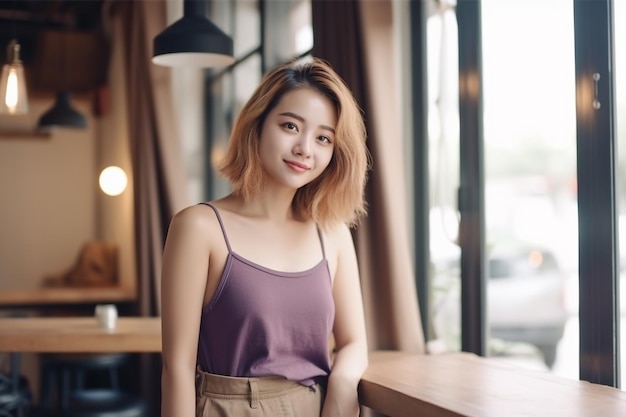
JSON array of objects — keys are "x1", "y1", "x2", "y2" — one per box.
[
  {"x1": 316, "y1": 225, "x2": 327, "y2": 260},
  {"x1": 200, "y1": 202, "x2": 232, "y2": 253}
]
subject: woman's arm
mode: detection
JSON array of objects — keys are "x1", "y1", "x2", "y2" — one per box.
[
  {"x1": 322, "y1": 224, "x2": 368, "y2": 417},
  {"x1": 161, "y1": 206, "x2": 212, "y2": 417}
]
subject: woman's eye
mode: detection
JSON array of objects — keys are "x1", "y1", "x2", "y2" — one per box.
[
  {"x1": 283, "y1": 122, "x2": 298, "y2": 131},
  {"x1": 318, "y1": 135, "x2": 332, "y2": 144}
]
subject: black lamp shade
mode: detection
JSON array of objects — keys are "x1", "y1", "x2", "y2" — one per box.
[
  {"x1": 152, "y1": 0, "x2": 235, "y2": 68},
  {"x1": 37, "y1": 91, "x2": 87, "y2": 131}
]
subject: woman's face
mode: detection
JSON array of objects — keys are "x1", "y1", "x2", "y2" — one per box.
[{"x1": 258, "y1": 87, "x2": 337, "y2": 191}]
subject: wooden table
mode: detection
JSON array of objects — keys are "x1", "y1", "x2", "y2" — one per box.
[
  {"x1": 0, "y1": 316, "x2": 161, "y2": 414},
  {"x1": 359, "y1": 350, "x2": 626, "y2": 417},
  {"x1": 0, "y1": 316, "x2": 161, "y2": 352}
]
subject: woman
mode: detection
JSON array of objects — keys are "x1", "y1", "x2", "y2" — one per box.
[{"x1": 161, "y1": 58, "x2": 369, "y2": 417}]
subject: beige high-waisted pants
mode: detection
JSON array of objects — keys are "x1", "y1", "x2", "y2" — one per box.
[{"x1": 195, "y1": 368, "x2": 326, "y2": 417}]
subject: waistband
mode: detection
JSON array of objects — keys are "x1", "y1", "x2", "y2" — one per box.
[
  {"x1": 196, "y1": 368, "x2": 327, "y2": 395},
  {"x1": 195, "y1": 368, "x2": 326, "y2": 409}
]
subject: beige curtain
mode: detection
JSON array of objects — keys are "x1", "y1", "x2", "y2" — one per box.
[
  {"x1": 111, "y1": 0, "x2": 189, "y2": 412},
  {"x1": 120, "y1": 0, "x2": 189, "y2": 318},
  {"x1": 312, "y1": 0, "x2": 425, "y2": 353}
]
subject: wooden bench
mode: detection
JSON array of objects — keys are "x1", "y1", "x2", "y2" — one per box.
[{"x1": 359, "y1": 350, "x2": 626, "y2": 417}]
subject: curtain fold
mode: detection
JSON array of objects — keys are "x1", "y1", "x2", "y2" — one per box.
[
  {"x1": 312, "y1": 0, "x2": 425, "y2": 353},
  {"x1": 122, "y1": 0, "x2": 189, "y2": 318},
  {"x1": 113, "y1": 0, "x2": 189, "y2": 412}
]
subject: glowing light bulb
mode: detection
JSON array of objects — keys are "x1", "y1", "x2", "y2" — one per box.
[
  {"x1": 5, "y1": 69, "x2": 18, "y2": 109},
  {"x1": 99, "y1": 166, "x2": 128, "y2": 196},
  {"x1": 0, "y1": 40, "x2": 29, "y2": 115}
]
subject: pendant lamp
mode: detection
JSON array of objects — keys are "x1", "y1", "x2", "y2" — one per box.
[
  {"x1": 37, "y1": 90, "x2": 87, "y2": 131},
  {"x1": 0, "y1": 39, "x2": 29, "y2": 115},
  {"x1": 152, "y1": 0, "x2": 235, "y2": 68},
  {"x1": 37, "y1": 30, "x2": 87, "y2": 132}
]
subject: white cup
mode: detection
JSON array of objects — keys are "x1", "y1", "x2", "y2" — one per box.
[{"x1": 95, "y1": 304, "x2": 118, "y2": 330}]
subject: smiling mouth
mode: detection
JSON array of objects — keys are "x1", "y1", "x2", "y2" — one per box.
[{"x1": 284, "y1": 160, "x2": 309, "y2": 172}]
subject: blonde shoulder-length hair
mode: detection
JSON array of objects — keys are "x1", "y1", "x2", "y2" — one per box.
[{"x1": 218, "y1": 57, "x2": 370, "y2": 229}]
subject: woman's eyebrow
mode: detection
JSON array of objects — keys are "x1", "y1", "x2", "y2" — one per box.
[
  {"x1": 279, "y1": 112, "x2": 336, "y2": 134},
  {"x1": 279, "y1": 111, "x2": 305, "y2": 122}
]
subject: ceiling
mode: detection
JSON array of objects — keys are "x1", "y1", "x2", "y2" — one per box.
[{"x1": 0, "y1": 0, "x2": 107, "y2": 93}]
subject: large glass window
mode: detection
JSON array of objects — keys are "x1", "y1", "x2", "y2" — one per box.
[
  {"x1": 427, "y1": 2, "x2": 462, "y2": 354},
  {"x1": 481, "y1": 0, "x2": 578, "y2": 376},
  {"x1": 428, "y1": 0, "x2": 581, "y2": 377}
]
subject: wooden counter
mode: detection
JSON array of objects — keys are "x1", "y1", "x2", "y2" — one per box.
[
  {"x1": 358, "y1": 350, "x2": 626, "y2": 417},
  {"x1": 0, "y1": 316, "x2": 161, "y2": 353}
]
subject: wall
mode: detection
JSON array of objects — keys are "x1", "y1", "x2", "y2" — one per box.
[{"x1": 0, "y1": 97, "x2": 97, "y2": 291}]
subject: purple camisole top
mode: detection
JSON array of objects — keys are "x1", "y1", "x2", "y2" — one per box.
[{"x1": 197, "y1": 203, "x2": 335, "y2": 386}]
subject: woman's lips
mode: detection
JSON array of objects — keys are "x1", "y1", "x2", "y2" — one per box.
[{"x1": 284, "y1": 160, "x2": 309, "y2": 173}]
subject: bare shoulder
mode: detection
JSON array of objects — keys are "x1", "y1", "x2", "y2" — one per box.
[{"x1": 167, "y1": 203, "x2": 221, "y2": 240}]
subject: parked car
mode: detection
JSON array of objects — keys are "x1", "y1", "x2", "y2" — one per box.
[
  {"x1": 431, "y1": 238, "x2": 569, "y2": 368},
  {"x1": 486, "y1": 240, "x2": 568, "y2": 367}
]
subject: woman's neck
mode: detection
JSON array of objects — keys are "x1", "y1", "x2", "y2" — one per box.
[{"x1": 225, "y1": 190, "x2": 300, "y2": 224}]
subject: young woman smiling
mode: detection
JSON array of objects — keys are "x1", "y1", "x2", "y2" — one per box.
[{"x1": 161, "y1": 57, "x2": 370, "y2": 417}]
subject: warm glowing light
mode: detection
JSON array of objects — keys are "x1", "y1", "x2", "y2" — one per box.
[
  {"x1": 99, "y1": 166, "x2": 128, "y2": 196},
  {"x1": 0, "y1": 40, "x2": 29, "y2": 115},
  {"x1": 5, "y1": 69, "x2": 18, "y2": 109}
]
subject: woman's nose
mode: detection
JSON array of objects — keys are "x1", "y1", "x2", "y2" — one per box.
[{"x1": 293, "y1": 135, "x2": 312, "y2": 157}]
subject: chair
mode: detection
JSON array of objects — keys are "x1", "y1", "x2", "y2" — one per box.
[
  {"x1": 0, "y1": 353, "x2": 32, "y2": 417},
  {"x1": 0, "y1": 372, "x2": 31, "y2": 417},
  {"x1": 39, "y1": 353, "x2": 146, "y2": 417}
]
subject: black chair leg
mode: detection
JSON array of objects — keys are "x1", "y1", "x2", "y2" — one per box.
[
  {"x1": 39, "y1": 366, "x2": 55, "y2": 415},
  {"x1": 61, "y1": 369, "x2": 71, "y2": 412}
]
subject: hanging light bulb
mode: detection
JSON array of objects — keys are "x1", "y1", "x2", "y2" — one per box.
[
  {"x1": 152, "y1": 0, "x2": 235, "y2": 68},
  {"x1": 0, "y1": 39, "x2": 29, "y2": 115}
]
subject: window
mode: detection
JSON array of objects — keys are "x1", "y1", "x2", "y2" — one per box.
[
  {"x1": 204, "y1": 0, "x2": 312, "y2": 201},
  {"x1": 427, "y1": 1, "x2": 607, "y2": 381}
]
